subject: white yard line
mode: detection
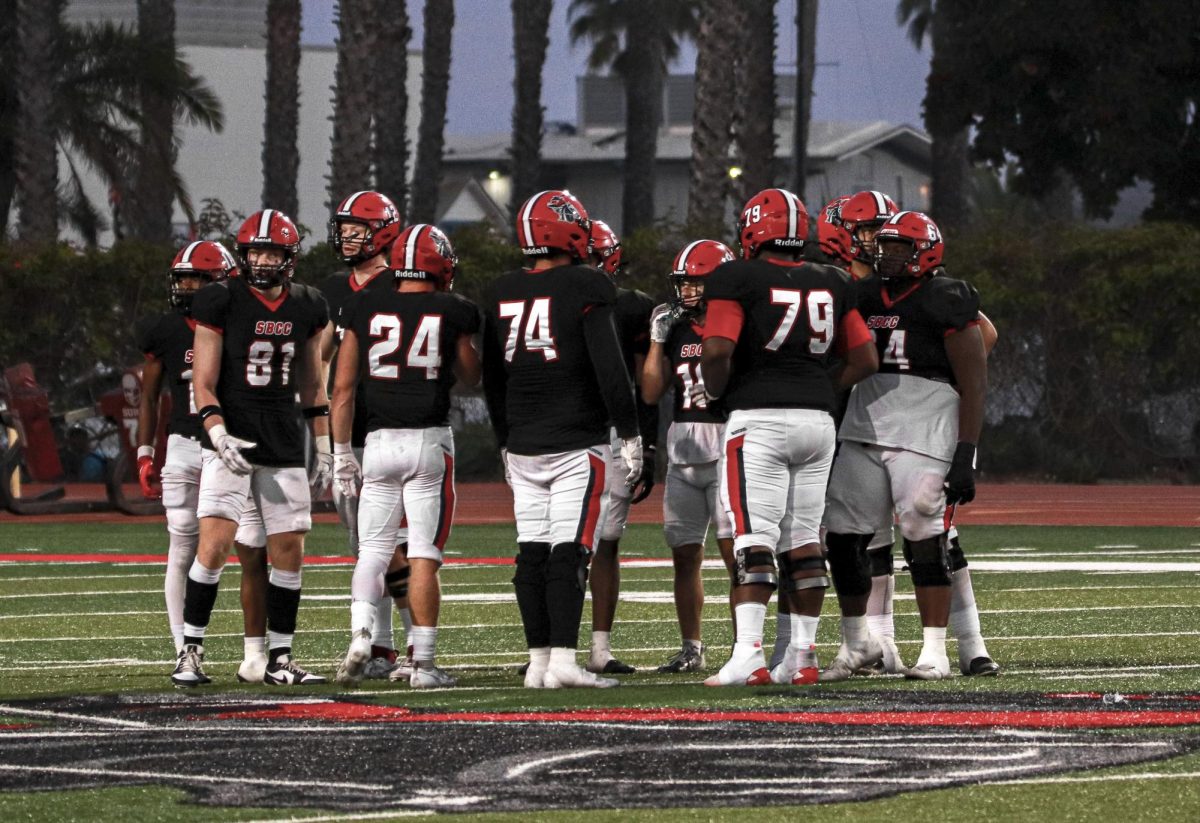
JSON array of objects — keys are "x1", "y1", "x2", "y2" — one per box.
[
  {"x1": 0, "y1": 704, "x2": 153, "y2": 729},
  {"x1": 0, "y1": 762, "x2": 387, "y2": 792}
]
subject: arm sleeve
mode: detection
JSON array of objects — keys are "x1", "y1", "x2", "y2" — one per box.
[
  {"x1": 480, "y1": 305, "x2": 510, "y2": 448},
  {"x1": 189, "y1": 282, "x2": 229, "y2": 333},
  {"x1": 583, "y1": 304, "x2": 639, "y2": 440}
]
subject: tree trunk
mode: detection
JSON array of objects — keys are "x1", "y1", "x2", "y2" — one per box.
[
  {"x1": 372, "y1": 0, "x2": 411, "y2": 212},
  {"x1": 0, "y1": 0, "x2": 16, "y2": 236},
  {"x1": 262, "y1": 0, "x2": 301, "y2": 218},
  {"x1": 733, "y1": 0, "x2": 777, "y2": 202},
  {"x1": 510, "y1": 0, "x2": 552, "y2": 216},
  {"x1": 621, "y1": 2, "x2": 664, "y2": 234},
  {"x1": 926, "y1": 3, "x2": 968, "y2": 228},
  {"x1": 409, "y1": 0, "x2": 455, "y2": 225},
  {"x1": 14, "y1": 0, "x2": 61, "y2": 244},
  {"x1": 129, "y1": 0, "x2": 177, "y2": 242},
  {"x1": 791, "y1": 0, "x2": 817, "y2": 201},
  {"x1": 686, "y1": 0, "x2": 737, "y2": 233},
  {"x1": 329, "y1": 0, "x2": 377, "y2": 210}
]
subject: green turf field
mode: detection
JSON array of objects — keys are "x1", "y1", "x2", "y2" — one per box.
[{"x1": 0, "y1": 520, "x2": 1198, "y2": 821}]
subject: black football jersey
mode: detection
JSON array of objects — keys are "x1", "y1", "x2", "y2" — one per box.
[
  {"x1": 665, "y1": 319, "x2": 724, "y2": 424},
  {"x1": 855, "y1": 274, "x2": 980, "y2": 384},
  {"x1": 482, "y1": 264, "x2": 636, "y2": 455},
  {"x1": 191, "y1": 278, "x2": 329, "y2": 467},
  {"x1": 614, "y1": 287, "x2": 654, "y2": 374},
  {"x1": 704, "y1": 258, "x2": 858, "y2": 413},
  {"x1": 343, "y1": 289, "x2": 481, "y2": 430},
  {"x1": 135, "y1": 311, "x2": 203, "y2": 440},
  {"x1": 319, "y1": 270, "x2": 394, "y2": 447}
]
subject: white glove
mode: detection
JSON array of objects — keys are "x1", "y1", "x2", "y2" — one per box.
[
  {"x1": 208, "y1": 423, "x2": 256, "y2": 476},
  {"x1": 500, "y1": 447, "x2": 513, "y2": 486},
  {"x1": 650, "y1": 302, "x2": 684, "y2": 344},
  {"x1": 687, "y1": 380, "x2": 712, "y2": 409},
  {"x1": 311, "y1": 435, "x2": 333, "y2": 494},
  {"x1": 619, "y1": 435, "x2": 644, "y2": 487},
  {"x1": 333, "y1": 442, "x2": 361, "y2": 499}
]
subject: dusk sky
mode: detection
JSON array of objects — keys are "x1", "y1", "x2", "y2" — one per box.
[{"x1": 300, "y1": 0, "x2": 932, "y2": 135}]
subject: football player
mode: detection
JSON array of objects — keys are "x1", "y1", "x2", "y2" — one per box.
[
  {"x1": 587, "y1": 219, "x2": 657, "y2": 676},
  {"x1": 320, "y1": 190, "x2": 413, "y2": 680},
  {"x1": 173, "y1": 209, "x2": 332, "y2": 687},
  {"x1": 824, "y1": 210, "x2": 988, "y2": 680},
  {"x1": 700, "y1": 188, "x2": 878, "y2": 686},
  {"x1": 332, "y1": 223, "x2": 480, "y2": 688},
  {"x1": 641, "y1": 239, "x2": 737, "y2": 673},
  {"x1": 136, "y1": 241, "x2": 277, "y2": 682},
  {"x1": 482, "y1": 190, "x2": 640, "y2": 689}
]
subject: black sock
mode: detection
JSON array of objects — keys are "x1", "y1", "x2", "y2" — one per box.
[
  {"x1": 182, "y1": 577, "x2": 219, "y2": 646},
  {"x1": 513, "y1": 542, "x2": 551, "y2": 648}
]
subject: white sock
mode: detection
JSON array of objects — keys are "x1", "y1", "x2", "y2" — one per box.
[
  {"x1": 841, "y1": 615, "x2": 869, "y2": 647},
  {"x1": 350, "y1": 599, "x2": 376, "y2": 636},
  {"x1": 528, "y1": 646, "x2": 551, "y2": 670},
  {"x1": 683, "y1": 638, "x2": 703, "y2": 654},
  {"x1": 410, "y1": 625, "x2": 437, "y2": 665},
  {"x1": 591, "y1": 630, "x2": 611, "y2": 659},
  {"x1": 789, "y1": 614, "x2": 820, "y2": 649},
  {"x1": 949, "y1": 568, "x2": 989, "y2": 661},
  {"x1": 165, "y1": 531, "x2": 196, "y2": 653},
  {"x1": 373, "y1": 593, "x2": 394, "y2": 650},
  {"x1": 917, "y1": 626, "x2": 948, "y2": 666},
  {"x1": 865, "y1": 574, "x2": 896, "y2": 639},
  {"x1": 733, "y1": 602, "x2": 767, "y2": 647},
  {"x1": 269, "y1": 567, "x2": 301, "y2": 589},
  {"x1": 549, "y1": 647, "x2": 577, "y2": 669},
  {"x1": 187, "y1": 560, "x2": 223, "y2": 585},
  {"x1": 243, "y1": 636, "x2": 267, "y2": 660}
]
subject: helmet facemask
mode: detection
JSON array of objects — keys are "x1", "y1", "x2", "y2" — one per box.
[
  {"x1": 241, "y1": 246, "x2": 295, "y2": 289},
  {"x1": 672, "y1": 275, "x2": 706, "y2": 311},
  {"x1": 329, "y1": 219, "x2": 378, "y2": 265},
  {"x1": 874, "y1": 237, "x2": 920, "y2": 279},
  {"x1": 169, "y1": 270, "x2": 219, "y2": 314}
]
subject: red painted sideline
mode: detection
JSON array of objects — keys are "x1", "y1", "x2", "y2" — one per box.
[{"x1": 213, "y1": 702, "x2": 1200, "y2": 729}]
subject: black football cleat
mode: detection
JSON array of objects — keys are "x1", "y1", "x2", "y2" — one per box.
[
  {"x1": 963, "y1": 656, "x2": 1001, "y2": 677},
  {"x1": 587, "y1": 657, "x2": 636, "y2": 675}
]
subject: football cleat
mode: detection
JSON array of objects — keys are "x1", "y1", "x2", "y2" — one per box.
[
  {"x1": 335, "y1": 629, "x2": 372, "y2": 687},
  {"x1": 962, "y1": 656, "x2": 1001, "y2": 677},
  {"x1": 237, "y1": 654, "x2": 267, "y2": 684},
  {"x1": 410, "y1": 665, "x2": 458, "y2": 689},
  {"x1": 171, "y1": 645, "x2": 211, "y2": 688},
  {"x1": 657, "y1": 646, "x2": 706, "y2": 673},
  {"x1": 362, "y1": 654, "x2": 398, "y2": 680},
  {"x1": 586, "y1": 657, "x2": 635, "y2": 675},
  {"x1": 704, "y1": 645, "x2": 771, "y2": 687},
  {"x1": 543, "y1": 661, "x2": 619, "y2": 689},
  {"x1": 516, "y1": 661, "x2": 531, "y2": 677},
  {"x1": 770, "y1": 645, "x2": 819, "y2": 686},
  {"x1": 265, "y1": 655, "x2": 328, "y2": 686},
  {"x1": 905, "y1": 654, "x2": 952, "y2": 681},
  {"x1": 819, "y1": 636, "x2": 883, "y2": 683},
  {"x1": 388, "y1": 646, "x2": 416, "y2": 682},
  {"x1": 856, "y1": 636, "x2": 904, "y2": 676}
]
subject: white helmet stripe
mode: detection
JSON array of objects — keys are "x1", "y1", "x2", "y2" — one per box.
[
  {"x1": 179, "y1": 241, "x2": 203, "y2": 264},
  {"x1": 888, "y1": 211, "x2": 910, "y2": 225},
  {"x1": 405, "y1": 224, "x2": 428, "y2": 270},
  {"x1": 339, "y1": 191, "x2": 369, "y2": 215},
  {"x1": 870, "y1": 191, "x2": 889, "y2": 218},
  {"x1": 257, "y1": 209, "x2": 274, "y2": 240},
  {"x1": 675, "y1": 239, "x2": 705, "y2": 273},
  {"x1": 520, "y1": 191, "x2": 551, "y2": 247},
  {"x1": 779, "y1": 189, "x2": 802, "y2": 237}
]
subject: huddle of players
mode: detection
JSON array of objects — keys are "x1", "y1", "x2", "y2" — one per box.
[{"x1": 134, "y1": 181, "x2": 997, "y2": 688}]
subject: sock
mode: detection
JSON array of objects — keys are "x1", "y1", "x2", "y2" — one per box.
[
  {"x1": 350, "y1": 599, "x2": 376, "y2": 636},
  {"x1": 182, "y1": 560, "x2": 223, "y2": 646},
  {"x1": 789, "y1": 614, "x2": 820, "y2": 650},
  {"x1": 865, "y1": 574, "x2": 896, "y2": 639},
  {"x1": 410, "y1": 625, "x2": 437, "y2": 665},
  {"x1": 528, "y1": 646, "x2": 551, "y2": 671},
  {"x1": 373, "y1": 593, "x2": 395, "y2": 650},
  {"x1": 549, "y1": 647, "x2": 577, "y2": 669},
  {"x1": 733, "y1": 602, "x2": 767, "y2": 647},
  {"x1": 591, "y1": 630, "x2": 612, "y2": 660},
  {"x1": 267, "y1": 568, "x2": 301, "y2": 662},
  {"x1": 773, "y1": 609, "x2": 792, "y2": 650},
  {"x1": 243, "y1": 636, "x2": 267, "y2": 661},
  {"x1": 917, "y1": 626, "x2": 948, "y2": 667},
  {"x1": 949, "y1": 568, "x2": 989, "y2": 662},
  {"x1": 683, "y1": 638, "x2": 703, "y2": 654},
  {"x1": 165, "y1": 531, "x2": 196, "y2": 653},
  {"x1": 841, "y1": 615, "x2": 869, "y2": 647}
]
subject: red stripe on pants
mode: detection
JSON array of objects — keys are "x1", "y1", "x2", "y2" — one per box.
[
  {"x1": 725, "y1": 434, "x2": 751, "y2": 536},
  {"x1": 433, "y1": 452, "x2": 456, "y2": 549},
  {"x1": 580, "y1": 452, "x2": 606, "y2": 548}
]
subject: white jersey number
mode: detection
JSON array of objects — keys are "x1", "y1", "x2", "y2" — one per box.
[
  {"x1": 246, "y1": 340, "x2": 296, "y2": 387},
  {"x1": 498, "y1": 298, "x2": 558, "y2": 362},
  {"x1": 882, "y1": 329, "x2": 910, "y2": 370},
  {"x1": 675, "y1": 363, "x2": 706, "y2": 409},
  {"x1": 368, "y1": 313, "x2": 443, "y2": 379},
  {"x1": 764, "y1": 288, "x2": 835, "y2": 354}
]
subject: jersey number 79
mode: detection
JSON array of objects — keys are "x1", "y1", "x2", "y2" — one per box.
[{"x1": 764, "y1": 288, "x2": 834, "y2": 354}]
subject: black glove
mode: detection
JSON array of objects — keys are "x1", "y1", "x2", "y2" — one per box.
[
  {"x1": 630, "y1": 446, "x2": 657, "y2": 504},
  {"x1": 944, "y1": 442, "x2": 977, "y2": 506}
]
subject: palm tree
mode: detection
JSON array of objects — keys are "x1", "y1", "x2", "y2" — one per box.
[
  {"x1": 372, "y1": 0, "x2": 411, "y2": 211},
  {"x1": 791, "y1": 0, "x2": 818, "y2": 200},
  {"x1": 569, "y1": 0, "x2": 699, "y2": 232},
  {"x1": 14, "y1": 0, "x2": 62, "y2": 243},
  {"x1": 262, "y1": 0, "x2": 302, "y2": 218},
  {"x1": 410, "y1": 0, "x2": 455, "y2": 224},
  {"x1": 733, "y1": 0, "x2": 777, "y2": 202},
  {"x1": 0, "y1": 0, "x2": 18, "y2": 236},
  {"x1": 686, "y1": 0, "x2": 738, "y2": 232},
  {"x1": 510, "y1": 0, "x2": 553, "y2": 215},
  {"x1": 897, "y1": 0, "x2": 968, "y2": 228},
  {"x1": 127, "y1": 0, "x2": 177, "y2": 243},
  {"x1": 329, "y1": 0, "x2": 377, "y2": 210}
]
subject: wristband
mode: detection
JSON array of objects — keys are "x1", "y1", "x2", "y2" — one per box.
[
  {"x1": 198, "y1": 404, "x2": 222, "y2": 421},
  {"x1": 303, "y1": 405, "x2": 331, "y2": 419},
  {"x1": 136, "y1": 445, "x2": 155, "y2": 461}
]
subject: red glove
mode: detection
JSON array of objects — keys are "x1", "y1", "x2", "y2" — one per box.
[{"x1": 137, "y1": 454, "x2": 161, "y2": 499}]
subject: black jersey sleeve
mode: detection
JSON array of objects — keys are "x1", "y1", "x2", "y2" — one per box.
[
  {"x1": 700, "y1": 260, "x2": 745, "y2": 303},
  {"x1": 134, "y1": 315, "x2": 163, "y2": 358},
  {"x1": 190, "y1": 281, "x2": 231, "y2": 332},
  {"x1": 480, "y1": 291, "x2": 510, "y2": 448},
  {"x1": 303, "y1": 285, "x2": 331, "y2": 336},
  {"x1": 583, "y1": 304, "x2": 639, "y2": 440},
  {"x1": 626, "y1": 289, "x2": 655, "y2": 358},
  {"x1": 450, "y1": 294, "x2": 482, "y2": 336},
  {"x1": 925, "y1": 278, "x2": 981, "y2": 332}
]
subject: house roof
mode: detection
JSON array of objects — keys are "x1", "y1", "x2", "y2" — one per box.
[{"x1": 444, "y1": 121, "x2": 931, "y2": 166}]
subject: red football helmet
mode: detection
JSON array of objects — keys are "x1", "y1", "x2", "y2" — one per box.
[
  {"x1": 390, "y1": 223, "x2": 458, "y2": 291},
  {"x1": 738, "y1": 188, "x2": 809, "y2": 259},
  {"x1": 328, "y1": 190, "x2": 403, "y2": 265},
  {"x1": 168, "y1": 240, "x2": 237, "y2": 313},
  {"x1": 236, "y1": 209, "x2": 301, "y2": 289},
  {"x1": 873, "y1": 211, "x2": 944, "y2": 278},
  {"x1": 515, "y1": 189, "x2": 591, "y2": 261},
  {"x1": 839, "y1": 190, "x2": 899, "y2": 263},
  {"x1": 588, "y1": 219, "x2": 623, "y2": 277},
  {"x1": 670, "y1": 239, "x2": 734, "y2": 308},
  {"x1": 817, "y1": 196, "x2": 854, "y2": 268}
]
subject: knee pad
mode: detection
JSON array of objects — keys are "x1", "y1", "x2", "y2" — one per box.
[
  {"x1": 547, "y1": 542, "x2": 591, "y2": 592},
  {"x1": 903, "y1": 535, "x2": 952, "y2": 586},
  {"x1": 385, "y1": 565, "x2": 411, "y2": 599},
  {"x1": 868, "y1": 547, "x2": 895, "y2": 577},
  {"x1": 947, "y1": 534, "x2": 968, "y2": 572},
  {"x1": 733, "y1": 547, "x2": 778, "y2": 589},
  {"x1": 513, "y1": 542, "x2": 550, "y2": 586},
  {"x1": 165, "y1": 507, "x2": 199, "y2": 538},
  {"x1": 825, "y1": 532, "x2": 873, "y2": 597},
  {"x1": 777, "y1": 548, "x2": 829, "y2": 592}
]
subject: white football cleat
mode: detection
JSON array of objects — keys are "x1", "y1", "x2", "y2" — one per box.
[
  {"x1": 335, "y1": 629, "x2": 372, "y2": 687},
  {"x1": 769, "y1": 645, "x2": 818, "y2": 686},
  {"x1": 236, "y1": 653, "x2": 267, "y2": 684},
  {"x1": 543, "y1": 661, "x2": 619, "y2": 688},
  {"x1": 819, "y1": 635, "x2": 882, "y2": 682},
  {"x1": 410, "y1": 665, "x2": 458, "y2": 689},
  {"x1": 704, "y1": 645, "x2": 771, "y2": 687},
  {"x1": 905, "y1": 654, "x2": 952, "y2": 681},
  {"x1": 388, "y1": 645, "x2": 416, "y2": 682},
  {"x1": 880, "y1": 636, "x2": 905, "y2": 673}
]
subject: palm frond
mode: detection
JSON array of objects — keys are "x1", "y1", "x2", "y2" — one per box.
[{"x1": 59, "y1": 146, "x2": 109, "y2": 246}]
